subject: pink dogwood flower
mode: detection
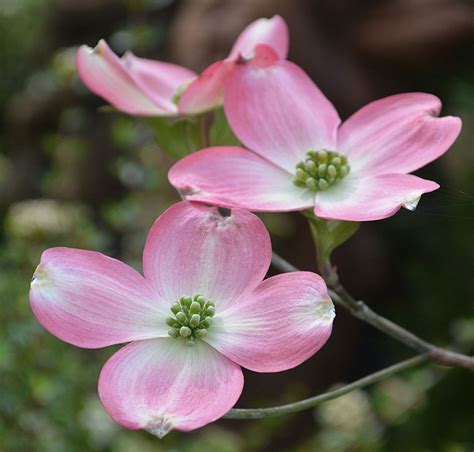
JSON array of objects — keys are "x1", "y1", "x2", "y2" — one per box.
[
  {"x1": 76, "y1": 16, "x2": 288, "y2": 117},
  {"x1": 169, "y1": 45, "x2": 462, "y2": 222},
  {"x1": 30, "y1": 201, "x2": 334, "y2": 437}
]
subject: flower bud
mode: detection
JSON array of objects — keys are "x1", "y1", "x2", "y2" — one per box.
[
  {"x1": 205, "y1": 306, "x2": 215, "y2": 316},
  {"x1": 196, "y1": 295, "x2": 206, "y2": 306},
  {"x1": 190, "y1": 314, "x2": 201, "y2": 327},
  {"x1": 318, "y1": 179, "x2": 329, "y2": 190},
  {"x1": 339, "y1": 166, "x2": 349, "y2": 177},
  {"x1": 189, "y1": 301, "x2": 201, "y2": 314},
  {"x1": 305, "y1": 160, "x2": 316, "y2": 172},
  {"x1": 318, "y1": 164, "x2": 327, "y2": 176},
  {"x1": 179, "y1": 326, "x2": 192, "y2": 338},
  {"x1": 327, "y1": 165, "x2": 337, "y2": 179},
  {"x1": 306, "y1": 178, "x2": 317, "y2": 190},
  {"x1": 317, "y1": 150, "x2": 328, "y2": 163},
  {"x1": 295, "y1": 168, "x2": 308, "y2": 181},
  {"x1": 166, "y1": 317, "x2": 176, "y2": 327},
  {"x1": 176, "y1": 312, "x2": 187, "y2": 324},
  {"x1": 181, "y1": 296, "x2": 192, "y2": 307},
  {"x1": 202, "y1": 317, "x2": 213, "y2": 329},
  {"x1": 170, "y1": 303, "x2": 181, "y2": 314},
  {"x1": 168, "y1": 329, "x2": 179, "y2": 338}
]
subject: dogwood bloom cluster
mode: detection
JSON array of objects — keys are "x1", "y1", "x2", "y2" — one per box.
[
  {"x1": 30, "y1": 13, "x2": 464, "y2": 439},
  {"x1": 30, "y1": 202, "x2": 334, "y2": 436}
]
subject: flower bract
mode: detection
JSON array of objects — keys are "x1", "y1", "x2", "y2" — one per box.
[{"x1": 30, "y1": 201, "x2": 334, "y2": 436}]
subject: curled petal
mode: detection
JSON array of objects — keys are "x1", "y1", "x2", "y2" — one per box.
[
  {"x1": 76, "y1": 40, "x2": 171, "y2": 116},
  {"x1": 228, "y1": 15, "x2": 289, "y2": 60},
  {"x1": 30, "y1": 248, "x2": 168, "y2": 348},
  {"x1": 143, "y1": 201, "x2": 271, "y2": 310},
  {"x1": 224, "y1": 54, "x2": 340, "y2": 172},
  {"x1": 314, "y1": 173, "x2": 439, "y2": 221},
  {"x1": 204, "y1": 272, "x2": 334, "y2": 372},
  {"x1": 98, "y1": 338, "x2": 243, "y2": 436},
  {"x1": 169, "y1": 146, "x2": 315, "y2": 211},
  {"x1": 338, "y1": 93, "x2": 462, "y2": 175},
  {"x1": 123, "y1": 52, "x2": 196, "y2": 114},
  {"x1": 179, "y1": 15, "x2": 288, "y2": 115},
  {"x1": 178, "y1": 61, "x2": 233, "y2": 115}
]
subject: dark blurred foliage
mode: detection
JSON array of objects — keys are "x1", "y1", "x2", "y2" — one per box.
[{"x1": 0, "y1": 0, "x2": 473, "y2": 450}]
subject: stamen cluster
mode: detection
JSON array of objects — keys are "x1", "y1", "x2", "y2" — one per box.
[
  {"x1": 293, "y1": 150, "x2": 350, "y2": 191},
  {"x1": 166, "y1": 294, "x2": 215, "y2": 346}
]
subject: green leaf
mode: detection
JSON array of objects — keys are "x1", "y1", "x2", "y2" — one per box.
[
  {"x1": 305, "y1": 211, "x2": 359, "y2": 262},
  {"x1": 209, "y1": 108, "x2": 240, "y2": 146},
  {"x1": 146, "y1": 116, "x2": 201, "y2": 160}
]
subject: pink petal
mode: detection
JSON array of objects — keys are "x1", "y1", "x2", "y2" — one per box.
[
  {"x1": 338, "y1": 93, "x2": 462, "y2": 175},
  {"x1": 224, "y1": 54, "x2": 340, "y2": 172},
  {"x1": 314, "y1": 173, "x2": 440, "y2": 221},
  {"x1": 98, "y1": 338, "x2": 243, "y2": 436},
  {"x1": 178, "y1": 15, "x2": 289, "y2": 115},
  {"x1": 169, "y1": 146, "x2": 315, "y2": 211},
  {"x1": 123, "y1": 51, "x2": 196, "y2": 114},
  {"x1": 178, "y1": 61, "x2": 234, "y2": 115},
  {"x1": 228, "y1": 15, "x2": 289, "y2": 60},
  {"x1": 204, "y1": 272, "x2": 334, "y2": 372},
  {"x1": 30, "y1": 248, "x2": 168, "y2": 348},
  {"x1": 143, "y1": 201, "x2": 271, "y2": 310},
  {"x1": 76, "y1": 40, "x2": 173, "y2": 116}
]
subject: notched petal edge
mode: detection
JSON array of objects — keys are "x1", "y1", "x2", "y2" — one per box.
[
  {"x1": 315, "y1": 297, "x2": 336, "y2": 323},
  {"x1": 145, "y1": 415, "x2": 174, "y2": 438}
]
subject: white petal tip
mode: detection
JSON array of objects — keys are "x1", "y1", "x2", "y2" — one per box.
[
  {"x1": 316, "y1": 298, "x2": 336, "y2": 323},
  {"x1": 31, "y1": 264, "x2": 48, "y2": 288},
  {"x1": 81, "y1": 45, "x2": 94, "y2": 54},
  {"x1": 78, "y1": 44, "x2": 96, "y2": 57},
  {"x1": 146, "y1": 416, "x2": 174, "y2": 439},
  {"x1": 402, "y1": 195, "x2": 421, "y2": 211},
  {"x1": 86, "y1": 39, "x2": 108, "y2": 55}
]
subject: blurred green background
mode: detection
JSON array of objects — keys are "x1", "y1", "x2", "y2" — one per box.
[{"x1": 0, "y1": 0, "x2": 473, "y2": 450}]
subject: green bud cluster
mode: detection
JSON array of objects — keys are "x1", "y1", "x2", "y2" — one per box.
[
  {"x1": 166, "y1": 294, "x2": 215, "y2": 346},
  {"x1": 293, "y1": 150, "x2": 350, "y2": 191}
]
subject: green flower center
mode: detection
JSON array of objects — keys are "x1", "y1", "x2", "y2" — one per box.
[
  {"x1": 293, "y1": 150, "x2": 350, "y2": 191},
  {"x1": 166, "y1": 294, "x2": 215, "y2": 346}
]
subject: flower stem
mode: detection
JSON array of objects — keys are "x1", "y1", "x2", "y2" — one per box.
[
  {"x1": 225, "y1": 354, "x2": 428, "y2": 419},
  {"x1": 271, "y1": 252, "x2": 474, "y2": 371}
]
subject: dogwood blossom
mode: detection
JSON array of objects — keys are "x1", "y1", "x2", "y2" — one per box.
[
  {"x1": 76, "y1": 16, "x2": 288, "y2": 116},
  {"x1": 30, "y1": 201, "x2": 334, "y2": 436},
  {"x1": 169, "y1": 45, "x2": 462, "y2": 221}
]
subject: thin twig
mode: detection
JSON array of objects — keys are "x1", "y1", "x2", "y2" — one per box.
[
  {"x1": 271, "y1": 252, "x2": 474, "y2": 371},
  {"x1": 225, "y1": 354, "x2": 428, "y2": 419},
  {"x1": 271, "y1": 252, "x2": 299, "y2": 273}
]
